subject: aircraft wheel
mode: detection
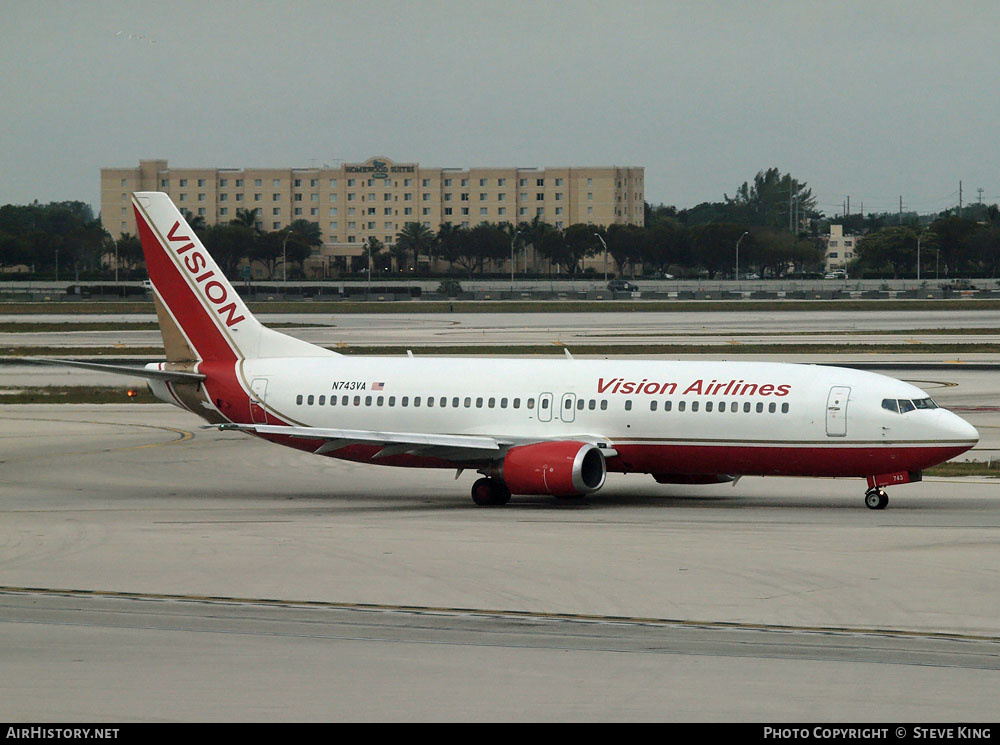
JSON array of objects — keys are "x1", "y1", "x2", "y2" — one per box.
[
  {"x1": 864, "y1": 488, "x2": 888, "y2": 510},
  {"x1": 471, "y1": 477, "x2": 510, "y2": 507}
]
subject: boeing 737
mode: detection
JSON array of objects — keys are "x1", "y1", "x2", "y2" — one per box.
[{"x1": 39, "y1": 193, "x2": 979, "y2": 509}]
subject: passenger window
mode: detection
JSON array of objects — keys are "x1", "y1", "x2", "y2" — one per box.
[
  {"x1": 501, "y1": 398, "x2": 508, "y2": 409},
  {"x1": 342, "y1": 396, "x2": 348, "y2": 406},
  {"x1": 743, "y1": 402, "x2": 751, "y2": 413},
  {"x1": 589, "y1": 399, "x2": 596, "y2": 410},
  {"x1": 678, "y1": 401, "x2": 686, "y2": 412},
  {"x1": 756, "y1": 402, "x2": 763, "y2": 413},
  {"x1": 296, "y1": 395, "x2": 303, "y2": 405},
  {"x1": 625, "y1": 400, "x2": 632, "y2": 411},
  {"x1": 402, "y1": 396, "x2": 409, "y2": 406},
  {"x1": 898, "y1": 399, "x2": 915, "y2": 414},
  {"x1": 527, "y1": 399, "x2": 534, "y2": 410},
  {"x1": 781, "y1": 403, "x2": 789, "y2": 414},
  {"x1": 576, "y1": 399, "x2": 584, "y2": 410},
  {"x1": 377, "y1": 396, "x2": 384, "y2": 406},
  {"x1": 691, "y1": 401, "x2": 699, "y2": 412},
  {"x1": 464, "y1": 397, "x2": 471, "y2": 408},
  {"x1": 330, "y1": 396, "x2": 337, "y2": 406},
  {"x1": 453, "y1": 397, "x2": 460, "y2": 408},
  {"x1": 388, "y1": 396, "x2": 395, "y2": 406},
  {"x1": 440, "y1": 397, "x2": 447, "y2": 407},
  {"x1": 353, "y1": 395, "x2": 360, "y2": 406},
  {"x1": 718, "y1": 401, "x2": 725, "y2": 412},
  {"x1": 706, "y1": 401, "x2": 713, "y2": 412},
  {"x1": 307, "y1": 395, "x2": 314, "y2": 405},
  {"x1": 650, "y1": 401, "x2": 657, "y2": 411},
  {"x1": 476, "y1": 397, "x2": 483, "y2": 408},
  {"x1": 540, "y1": 399, "x2": 548, "y2": 409},
  {"x1": 427, "y1": 397, "x2": 434, "y2": 407},
  {"x1": 318, "y1": 395, "x2": 325, "y2": 405},
  {"x1": 513, "y1": 398, "x2": 521, "y2": 409},
  {"x1": 489, "y1": 397, "x2": 496, "y2": 408},
  {"x1": 564, "y1": 399, "x2": 571, "y2": 410},
  {"x1": 414, "y1": 397, "x2": 421, "y2": 407},
  {"x1": 664, "y1": 400, "x2": 671, "y2": 411},
  {"x1": 365, "y1": 396, "x2": 372, "y2": 406},
  {"x1": 600, "y1": 400, "x2": 607, "y2": 410},
  {"x1": 768, "y1": 402, "x2": 776, "y2": 413}
]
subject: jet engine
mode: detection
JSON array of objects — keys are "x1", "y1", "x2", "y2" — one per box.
[{"x1": 490, "y1": 441, "x2": 607, "y2": 496}]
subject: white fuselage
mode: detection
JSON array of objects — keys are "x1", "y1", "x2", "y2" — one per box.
[{"x1": 224, "y1": 356, "x2": 978, "y2": 477}]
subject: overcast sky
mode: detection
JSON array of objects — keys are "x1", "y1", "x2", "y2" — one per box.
[{"x1": 3, "y1": 0, "x2": 998, "y2": 219}]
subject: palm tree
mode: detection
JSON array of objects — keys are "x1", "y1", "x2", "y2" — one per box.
[
  {"x1": 394, "y1": 222, "x2": 437, "y2": 273},
  {"x1": 231, "y1": 208, "x2": 259, "y2": 231}
]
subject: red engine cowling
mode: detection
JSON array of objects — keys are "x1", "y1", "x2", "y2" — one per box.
[{"x1": 492, "y1": 441, "x2": 607, "y2": 496}]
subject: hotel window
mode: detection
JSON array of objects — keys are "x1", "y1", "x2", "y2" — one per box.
[
  {"x1": 272, "y1": 193, "x2": 280, "y2": 201},
  {"x1": 329, "y1": 221, "x2": 338, "y2": 230},
  {"x1": 179, "y1": 179, "x2": 188, "y2": 187},
  {"x1": 235, "y1": 179, "x2": 243, "y2": 187},
  {"x1": 479, "y1": 193, "x2": 487, "y2": 200},
  {"x1": 444, "y1": 178, "x2": 452, "y2": 187},
  {"x1": 273, "y1": 179, "x2": 280, "y2": 187},
  {"x1": 254, "y1": 179, "x2": 262, "y2": 186},
  {"x1": 347, "y1": 179, "x2": 356, "y2": 187},
  {"x1": 461, "y1": 178, "x2": 469, "y2": 187},
  {"x1": 536, "y1": 179, "x2": 544, "y2": 186},
  {"x1": 555, "y1": 178, "x2": 563, "y2": 186},
  {"x1": 498, "y1": 178, "x2": 506, "y2": 186},
  {"x1": 422, "y1": 178, "x2": 430, "y2": 186},
  {"x1": 198, "y1": 179, "x2": 205, "y2": 187},
  {"x1": 497, "y1": 193, "x2": 506, "y2": 201},
  {"x1": 329, "y1": 207, "x2": 338, "y2": 216},
  {"x1": 329, "y1": 179, "x2": 338, "y2": 187},
  {"x1": 480, "y1": 208, "x2": 488, "y2": 216}
]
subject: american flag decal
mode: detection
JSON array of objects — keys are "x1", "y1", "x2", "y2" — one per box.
[{"x1": 372, "y1": 381, "x2": 385, "y2": 391}]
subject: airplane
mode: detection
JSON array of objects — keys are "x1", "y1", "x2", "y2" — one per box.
[{"x1": 38, "y1": 192, "x2": 979, "y2": 510}]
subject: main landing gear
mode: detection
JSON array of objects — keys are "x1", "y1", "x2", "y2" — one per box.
[
  {"x1": 471, "y1": 477, "x2": 511, "y2": 507},
  {"x1": 864, "y1": 487, "x2": 889, "y2": 510}
]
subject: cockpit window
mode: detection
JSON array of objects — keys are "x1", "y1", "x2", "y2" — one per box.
[{"x1": 883, "y1": 397, "x2": 938, "y2": 414}]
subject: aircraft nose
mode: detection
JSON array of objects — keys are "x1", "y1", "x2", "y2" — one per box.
[{"x1": 941, "y1": 409, "x2": 979, "y2": 445}]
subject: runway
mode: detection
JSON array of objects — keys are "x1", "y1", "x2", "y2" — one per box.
[{"x1": 1, "y1": 404, "x2": 998, "y2": 720}]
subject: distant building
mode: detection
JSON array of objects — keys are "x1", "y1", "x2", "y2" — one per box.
[
  {"x1": 101, "y1": 158, "x2": 644, "y2": 275},
  {"x1": 824, "y1": 224, "x2": 856, "y2": 272}
]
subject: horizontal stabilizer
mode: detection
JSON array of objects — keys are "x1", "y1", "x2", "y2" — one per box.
[{"x1": 23, "y1": 357, "x2": 205, "y2": 383}]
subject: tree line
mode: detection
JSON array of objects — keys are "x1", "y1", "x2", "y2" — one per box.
[{"x1": 6, "y1": 167, "x2": 996, "y2": 281}]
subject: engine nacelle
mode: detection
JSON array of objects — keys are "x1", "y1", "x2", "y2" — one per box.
[{"x1": 491, "y1": 441, "x2": 607, "y2": 496}]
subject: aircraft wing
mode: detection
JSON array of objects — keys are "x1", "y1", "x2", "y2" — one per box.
[
  {"x1": 23, "y1": 357, "x2": 205, "y2": 383},
  {"x1": 211, "y1": 422, "x2": 616, "y2": 462}
]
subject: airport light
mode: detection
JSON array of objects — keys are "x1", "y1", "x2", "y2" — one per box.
[
  {"x1": 595, "y1": 233, "x2": 608, "y2": 283},
  {"x1": 736, "y1": 231, "x2": 749, "y2": 283},
  {"x1": 281, "y1": 226, "x2": 294, "y2": 285},
  {"x1": 917, "y1": 226, "x2": 932, "y2": 283}
]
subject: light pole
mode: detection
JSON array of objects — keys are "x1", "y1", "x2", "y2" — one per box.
[
  {"x1": 281, "y1": 226, "x2": 294, "y2": 286},
  {"x1": 595, "y1": 233, "x2": 608, "y2": 284},
  {"x1": 510, "y1": 229, "x2": 521, "y2": 293},
  {"x1": 735, "y1": 231, "x2": 749, "y2": 284},
  {"x1": 917, "y1": 226, "x2": 931, "y2": 283}
]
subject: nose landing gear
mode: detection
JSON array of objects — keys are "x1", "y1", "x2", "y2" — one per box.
[{"x1": 864, "y1": 487, "x2": 889, "y2": 510}]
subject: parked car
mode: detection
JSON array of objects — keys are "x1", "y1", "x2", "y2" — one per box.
[
  {"x1": 607, "y1": 279, "x2": 639, "y2": 292},
  {"x1": 824, "y1": 270, "x2": 848, "y2": 280}
]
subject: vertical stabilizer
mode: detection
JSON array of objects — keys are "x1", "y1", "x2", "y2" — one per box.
[{"x1": 132, "y1": 192, "x2": 336, "y2": 362}]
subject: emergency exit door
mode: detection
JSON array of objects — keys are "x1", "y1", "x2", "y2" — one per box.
[{"x1": 826, "y1": 386, "x2": 850, "y2": 437}]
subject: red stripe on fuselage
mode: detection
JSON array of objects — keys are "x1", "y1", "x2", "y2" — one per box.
[{"x1": 254, "y1": 439, "x2": 971, "y2": 477}]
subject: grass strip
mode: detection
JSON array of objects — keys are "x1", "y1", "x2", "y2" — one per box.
[{"x1": 4, "y1": 298, "x2": 1000, "y2": 315}]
